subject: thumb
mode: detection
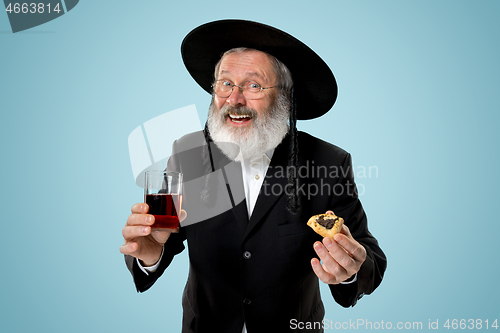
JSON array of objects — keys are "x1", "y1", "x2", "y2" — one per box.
[
  {"x1": 339, "y1": 224, "x2": 353, "y2": 239},
  {"x1": 179, "y1": 209, "x2": 187, "y2": 222}
]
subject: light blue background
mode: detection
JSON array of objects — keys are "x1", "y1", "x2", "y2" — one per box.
[{"x1": 1, "y1": 1, "x2": 499, "y2": 332}]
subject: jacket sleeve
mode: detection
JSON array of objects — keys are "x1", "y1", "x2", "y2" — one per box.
[
  {"x1": 124, "y1": 139, "x2": 187, "y2": 292},
  {"x1": 124, "y1": 230, "x2": 186, "y2": 293},
  {"x1": 328, "y1": 153, "x2": 387, "y2": 307}
]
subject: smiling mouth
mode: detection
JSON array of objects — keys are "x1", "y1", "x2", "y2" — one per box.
[{"x1": 228, "y1": 114, "x2": 253, "y2": 123}]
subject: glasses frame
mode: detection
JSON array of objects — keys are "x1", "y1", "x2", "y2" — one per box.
[{"x1": 212, "y1": 79, "x2": 276, "y2": 100}]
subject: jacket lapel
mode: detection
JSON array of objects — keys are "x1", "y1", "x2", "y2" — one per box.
[
  {"x1": 224, "y1": 159, "x2": 250, "y2": 228},
  {"x1": 209, "y1": 141, "x2": 250, "y2": 227},
  {"x1": 244, "y1": 135, "x2": 290, "y2": 240}
]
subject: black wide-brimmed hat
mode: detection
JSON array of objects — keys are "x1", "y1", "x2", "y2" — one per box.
[{"x1": 181, "y1": 19, "x2": 337, "y2": 120}]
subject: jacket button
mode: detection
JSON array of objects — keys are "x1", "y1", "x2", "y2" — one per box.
[
  {"x1": 243, "y1": 298, "x2": 251, "y2": 305},
  {"x1": 243, "y1": 251, "x2": 252, "y2": 259}
]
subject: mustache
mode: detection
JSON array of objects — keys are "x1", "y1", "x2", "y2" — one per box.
[{"x1": 221, "y1": 105, "x2": 258, "y2": 119}]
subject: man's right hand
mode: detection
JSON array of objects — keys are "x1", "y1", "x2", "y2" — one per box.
[{"x1": 120, "y1": 203, "x2": 184, "y2": 267}]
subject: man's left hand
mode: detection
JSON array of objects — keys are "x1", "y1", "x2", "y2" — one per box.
[{"x1": 311, "y1": 211, "x2": 366, "y2": 284}]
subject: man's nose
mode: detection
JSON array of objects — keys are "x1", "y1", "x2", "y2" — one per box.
[{"x1": 227, "y1": 86, "x2": 246, "y2": 106}]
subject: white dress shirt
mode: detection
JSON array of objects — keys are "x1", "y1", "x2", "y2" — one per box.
[{"x1": 240, "y1": 150, "x2": 273, "y2": 218}]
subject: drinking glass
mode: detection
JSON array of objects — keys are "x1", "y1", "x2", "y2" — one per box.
[{"x1": 144, "y1": 171, "x2": 183, "y2": 229}]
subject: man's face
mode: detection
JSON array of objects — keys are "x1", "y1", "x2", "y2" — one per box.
[
  {"x1": 213, "y1": 50, "x2": 277, "y2": 128},
  {"x1": 208, "y1": 49, "x2": 289, "y2": 161}
]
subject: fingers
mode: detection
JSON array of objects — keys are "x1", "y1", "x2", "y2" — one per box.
[
  {"x1": 119, "y1": 241, "x2": 138, "y2": 256},
  {"x1": 127, "y1": 203, "x2": 154, "y2": 228},
  {"x1": 334, "y1": 227, "x2": 367, "y2": 262},
  {"x1": 131, "y1": 203, "x2": 149, "y2": 214},
  {"x1": 311, "y1": 257, "x2": 336, "y2": 284},
  {"x1": 150, "y1": 229, "x2": 175, "y2": 243},
  {"x1": 324, "y1": 237, "x2": 358, "y2": 272},
  {"x1": 126, "y1": 211, "x2": 154, "y2": 227},
  {"x1": 122, "y1": 204, "x2": 154, "y2": 253},
  {"x1": 121, "y1": 203, "x2": 173, "y2": 262},
  {"x1": 122, "y1": 224, "x2": 152, "y2": 241},
  {"x1": 312, "y1": 240, "x2": 349, "y2": 284},
  {"x1": 312, "y1": 231, "x2": 367, "y2": 284},
  {"x1": 339, "y1": 224, "x2": 352, "y2": 238}
]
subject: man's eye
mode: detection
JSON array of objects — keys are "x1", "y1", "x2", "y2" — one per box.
[
  {"x1": 222, "y1": 81, "x2": 232, "y2": 86},
  {"x1": 248, "y1": 82, "x2": 260, "y2": 89}
]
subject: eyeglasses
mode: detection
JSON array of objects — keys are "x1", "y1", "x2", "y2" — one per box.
[{"x1": 212, "y1": 79, "x2": 276, "y2": 100}]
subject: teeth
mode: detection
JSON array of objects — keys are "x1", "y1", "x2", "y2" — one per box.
[{"x1": 230, "y1": 114, "x2": 251, "y2": 119}]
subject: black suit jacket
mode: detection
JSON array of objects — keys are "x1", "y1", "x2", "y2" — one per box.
[{"x1": 126, "y1": 130, "x2": 386, "y2": 332}]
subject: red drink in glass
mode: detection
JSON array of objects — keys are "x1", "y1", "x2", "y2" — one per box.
[
  {"x1": 145, "y1": 193, "x2": 182, "y2": 229},
  {"x1": 144, "y1": 171, "x2": 183, "y2": 229}
]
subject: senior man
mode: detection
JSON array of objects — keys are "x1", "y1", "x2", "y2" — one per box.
[{"x1": 121, "y1": 20, "x2": 386, "y2": 333}]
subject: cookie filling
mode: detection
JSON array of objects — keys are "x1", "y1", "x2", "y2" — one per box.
[{"x1": 316, "y1": 215, "x2": 339, "y2": 230}]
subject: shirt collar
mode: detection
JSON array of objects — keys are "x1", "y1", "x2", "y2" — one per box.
[
  {"x1": 263, "y1": 149, "x2": 274, "y2": 163},
  {"x1": 242, "y1": 148, "x2": 274, "y2": 166}
]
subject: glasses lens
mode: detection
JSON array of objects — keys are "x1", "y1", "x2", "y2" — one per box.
[
  {"x1": 242, "y1": 81, "x2": 261, "y2": 100},
  {"x1": 214, "y1": 80, "x2": 232, "y2": 98}
]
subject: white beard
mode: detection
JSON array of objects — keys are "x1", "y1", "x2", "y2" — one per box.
[{"x1": 207, "y1": 93, "x2": 290, "y2": 161}]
